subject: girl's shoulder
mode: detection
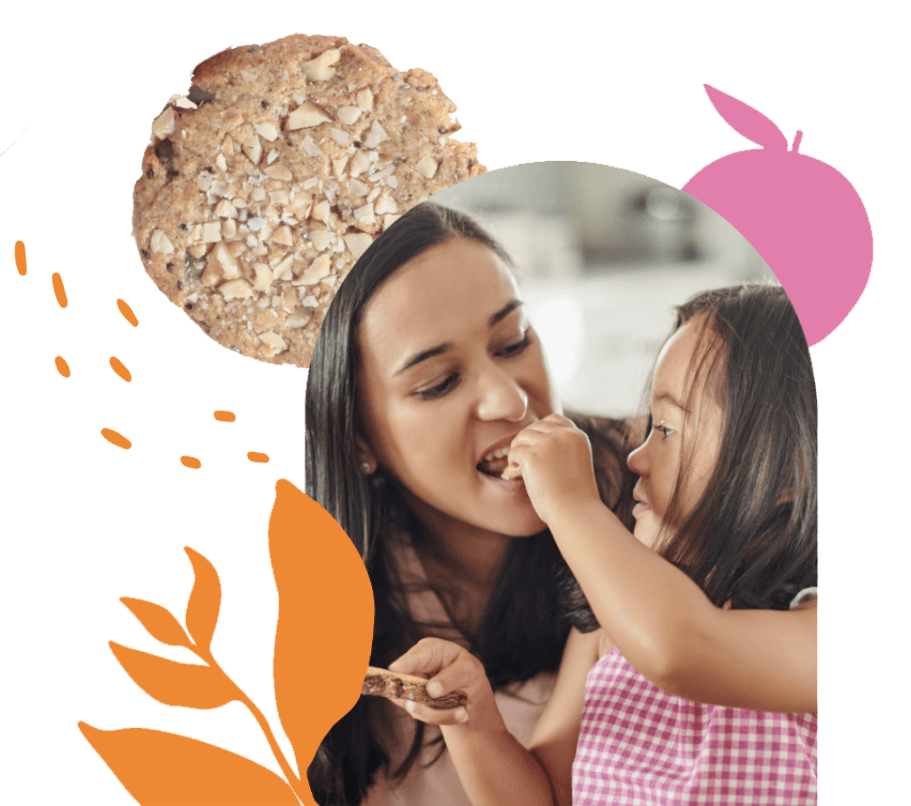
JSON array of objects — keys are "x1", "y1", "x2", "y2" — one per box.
[{"x1": 596, "y1": 628, "x2": 616, "y2": 659}]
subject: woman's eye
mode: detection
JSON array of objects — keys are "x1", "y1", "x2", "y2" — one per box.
[
  {"x1": 653, "y1": 421, "x2": 675, "y2": 439},
  {"x1": 497, "y1": 332, "x2": 532, "y2": 357},
  {"x1": 414, "y1": 373, "x2": 460, "y2": 401}
]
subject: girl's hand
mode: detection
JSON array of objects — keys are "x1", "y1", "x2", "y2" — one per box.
[
  {"x1": 387, "y1": 638, "x2": 506, "y2": 735},
  {"x1": 508, "y1": 414, "x2": 602, "y2": 525}
]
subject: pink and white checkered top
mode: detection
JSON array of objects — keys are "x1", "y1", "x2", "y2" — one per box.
[{"x1": 572, "y1": 593, "x2": 818, "y2": 805}]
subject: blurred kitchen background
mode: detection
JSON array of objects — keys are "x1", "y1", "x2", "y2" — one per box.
[{"x1": 432, "y1": 162, "x2": 776, "y2": 418}]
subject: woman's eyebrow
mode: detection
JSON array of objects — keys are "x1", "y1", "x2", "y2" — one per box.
[
  {"x1": 490, "y1": 299, "x2": 523, "y2": 326},
  {"x1": 393, "y1": 300, "x2": 524, "y2": 376},
  {"x1": 394, "y1": 343, "x2": 454, "y2": 375}
]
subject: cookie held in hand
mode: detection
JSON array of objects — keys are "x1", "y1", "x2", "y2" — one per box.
[{"x1": 362, "y1": 666, "x2": 467, "y2": 709}]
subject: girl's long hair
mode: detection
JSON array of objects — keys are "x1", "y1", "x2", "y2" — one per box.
[
  {"x1": 655, "y1": 284, "x2": 817, "y2": 610},
  {"x1": 305, "y1": 202, "x2": 635, "y2": 804}
]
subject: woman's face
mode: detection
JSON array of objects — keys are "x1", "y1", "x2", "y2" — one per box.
[
  {"x1": 356, "y1": 237, "x2": 560, "y2": 539},
  {"x1": 626, "y1": 319, "x2": 724, "y2": 549}
]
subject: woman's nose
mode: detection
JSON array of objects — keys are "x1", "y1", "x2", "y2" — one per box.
[{"x1": 475, "y1": 367, "x2": 528, "y2": 422}]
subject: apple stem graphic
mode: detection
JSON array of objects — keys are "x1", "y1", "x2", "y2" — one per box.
[{"x1": 791, "y1": 130, "x2": 803, "y2": 153}]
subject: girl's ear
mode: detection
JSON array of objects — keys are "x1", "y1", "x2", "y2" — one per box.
[{"x1": 356, "y1": 433, "x2": 378, "y2": 475}]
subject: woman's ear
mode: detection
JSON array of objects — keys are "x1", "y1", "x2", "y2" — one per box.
[{"x1": 356, "y1": 433, "x2": 378, "y2": 475}]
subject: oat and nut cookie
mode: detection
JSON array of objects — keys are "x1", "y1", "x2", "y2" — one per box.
[
  {"x1": 362, "y1": 666, "x2": 467, "y2": 709},
  {"x1": 133, "y1": 35, "x2": 484, "y2": 366}
]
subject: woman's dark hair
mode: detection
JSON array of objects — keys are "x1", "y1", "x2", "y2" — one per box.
[
  {"x1": 304, "y1": 202, "x2": 635, "y2": 804},
  {"x1": 653, "y1": 284, "x2": 817, "y2": 610}
]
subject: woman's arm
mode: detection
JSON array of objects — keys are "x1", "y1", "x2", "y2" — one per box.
[
  {"x1": 386, "y1": 638, "x2": 551, "y2": 806},
  {"x1": 528, "y1": 627, "x2": 605, "y2": 806}
]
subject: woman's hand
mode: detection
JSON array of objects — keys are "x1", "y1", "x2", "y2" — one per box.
[
  {"x1": 387, "y1": 638, "x2": 507, "y2": 735},
  {"x1": 508, "y1": 414, "x2": 602, "y2": 525}
]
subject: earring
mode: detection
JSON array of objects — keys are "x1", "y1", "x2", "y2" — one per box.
[{"x1": 361, "y1": 461, "x2": 372, "y2": 474}]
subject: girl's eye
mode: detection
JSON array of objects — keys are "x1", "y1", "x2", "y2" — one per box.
[
  {"x1": 653, "y1": 421, "x2": 675, "y2": 439},
  {"x1": 414, "y1": 373, "x2": 460, "y2": 401},
  {"x1": 497, "y1": 331, "x2": 532, "y2": 357}
]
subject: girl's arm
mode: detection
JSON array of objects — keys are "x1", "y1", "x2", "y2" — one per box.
[
  {"x1": 509, "y1": 415, "x2": 817, "y2": 715},
  {"x1": 528, "y1": 626, "x2": 605, "y2": 806},
  {"x1": 548, "y1": 497, "x2": 816, "y2": 713}
]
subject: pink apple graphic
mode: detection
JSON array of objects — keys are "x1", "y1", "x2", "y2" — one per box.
[{"x1": 683, "y1": 85, "x2": 873, "y2": 346}]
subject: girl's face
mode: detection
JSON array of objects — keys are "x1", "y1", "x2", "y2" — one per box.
[
  {"x1": 627, "y1": 319, "x2": 724, "y2": 549},
  {"x1": 356, "y1": 238, "x2": 560, "y2": 541}
]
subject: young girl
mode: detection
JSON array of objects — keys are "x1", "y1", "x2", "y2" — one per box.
[{"x1": 387, "y1": 284, "x2": 818, "y2": 805}]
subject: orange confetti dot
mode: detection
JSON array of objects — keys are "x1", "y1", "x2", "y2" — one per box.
[
  {"x1": 55, "y1": 356, "x2": 70, "y2": 377},
  {"x1": 110, "y1": 356, "x2": 132, "y2": 382},
  {"x1": 117, "y1": 298, "x2": 139, "y2": 327},
  {"x1": 247, "y1": 451, "x2": 270, "y2": 464},
  {"x1": 101, "y1": 428, "x2": 132, "y2": 450},
  {"x1": 214, "y1": 410, "x2": 236, "y2": 422},
  {"x1": 181, "y1": 456, "x2": 202, "y2": 469},
  {"x1": 15, "y1": 241, "x2": 27, "y2": 276},
  {"x1": 52, "y1": 272, "x2": 68, "y2": 308}
]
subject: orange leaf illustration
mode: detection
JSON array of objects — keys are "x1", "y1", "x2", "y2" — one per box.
[
  {"x1": 184, "y1": 547, "x2": 221, "y2": 652},
  {"x1": 78, "y1": 723, "x2": 300, "y2": 805},
  {"x1": 121, "y1": 597, "x2": 191, "y2": 648},
  {"x1": 110, "y1": 642, "x2": 237, "y2": 709},
  {"x1": 270, "y1": 480, "x2": 374, "y2": 785}
]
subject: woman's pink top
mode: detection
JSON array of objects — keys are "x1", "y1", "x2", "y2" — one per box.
[
  {"x1": 361, "y1": 541, "x2": 557, "y2": 806},
  {"x1": 573, "y1": 592, "x2": 818, "y2": 805}
]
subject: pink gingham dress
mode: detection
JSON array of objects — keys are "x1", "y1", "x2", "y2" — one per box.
[{"x1": 573, "y1": 590, "x2": 818, "y2": 805}]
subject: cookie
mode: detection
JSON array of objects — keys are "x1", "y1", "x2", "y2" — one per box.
[
  {"x1": 361, "y1": 666, "x2": 467, "y2": 709},
  {"x1": 133, "y1": 35, "x2": 484, "y2": 366},
  {"x1": 501, "y1": 465, "x2": 523, "y2": 480}
]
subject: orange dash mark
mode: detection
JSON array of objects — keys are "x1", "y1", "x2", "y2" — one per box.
[
  {"x1": 117, "y1": 298, "x2": 139, "y2": 327},
  {"x1": 14, "y1": 241, "x2": 27, "y2": 275},
  {"x1": 214, "y1": 410, "x2": 236, "y2": 422},
  {"x1": 52, "y1": 272, "x2": 68, "y2": 308},
  {"x1": 180, "y1": 456, "x2": 202, "y2": 469},
  {"x1": 101, "y1": 428, "x2": 132, "y2": 450},
  {"x1": 110, "y1": 357, "x2": 132, "y2": 382},
  {"x1": 247, "y1": 451, "x2": 270, "y2": 464},
  {"x1": 55, "y1": 356, "x2": 71, "y2": 377}
]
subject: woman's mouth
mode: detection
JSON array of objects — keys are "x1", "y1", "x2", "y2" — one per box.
[
  {"x1": 477, "y1": 446, "x2": 510, "y2": 477},
  {"x1": 632, "y1": 500, "x2": 650, "y2": 518}
]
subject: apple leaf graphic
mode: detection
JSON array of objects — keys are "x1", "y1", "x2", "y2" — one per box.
[
  {"x1": 110, "y1": 642, "x2": 238, "y2": 709},
  {"x1": 120, "y1": 597, "x2": 192, "y2": 648},
  {"x1": 78, "y1": 723, "x2": 300, "y2": 805},
  {"x1": 704, "y1": 84, "x2": 788, "y2": 151},
  {"x1": 184, "y1": 546, "x2": 221, "y2": 652}
]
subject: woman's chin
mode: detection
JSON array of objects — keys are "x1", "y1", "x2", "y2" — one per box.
[{"x1": 489, "y1": 498, "x2": 549, "y2": 537}]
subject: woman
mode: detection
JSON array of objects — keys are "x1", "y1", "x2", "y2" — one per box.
[{"x1": 304, "y1": 202, "x2": 637, "y2": 805}]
